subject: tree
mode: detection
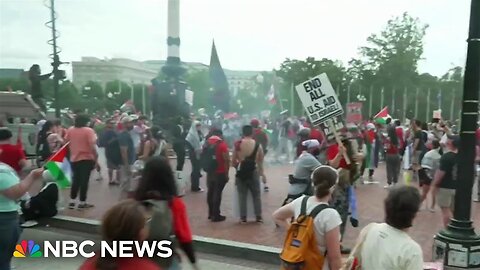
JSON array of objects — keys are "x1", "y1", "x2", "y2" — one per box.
[
  {"x1": 82, "y1": 81, "x2": 104, "y2": 100},
  {"x1": 349, "y1": 12, "x2": 429, "y2": 118},
  {"x1": 105, "y1": 80, "x2": 132, "y2": 107},
  {"x1": 276, "y1": 57, "x2": 347, "y2": 115},
  {"x1": 183, "y1": 70, "x2": 212, "y2": 111}
]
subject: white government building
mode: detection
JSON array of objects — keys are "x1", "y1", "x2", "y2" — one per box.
[{"x1": 72, "y1": 57, "x2": 264, "y2": 96}]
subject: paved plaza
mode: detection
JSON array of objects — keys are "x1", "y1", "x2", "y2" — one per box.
[{"x1": 27, "y1": 149, "x2": 480, "y2": 262}]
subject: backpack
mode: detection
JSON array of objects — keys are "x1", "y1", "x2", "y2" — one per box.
[
  {"x1": 200, "y1": 140, "x2": 221, "y2": 173},
  {"x1": 280, "y1": 196, "x2": 329, "y2": 270},
  {"x1": 236, "y1": 142, "x2": 260, "y2": 179},
  {"x1": 37, "y1": 132, "x2": 52, "y2": 160},
  {"x1": 142, "y1": 199, "x2": 174, "y2": 268}
]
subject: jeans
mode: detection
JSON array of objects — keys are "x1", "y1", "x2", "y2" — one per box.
[
  {"x1": 386, "y1": 154, "x2": 401, "y2": 185},
  {"x1": 70, "y1": 160, "x2": 95, "y2": 202},
  {"x1": 236, "y1": 171, "x2": 262, "y2": 218},
  {"x1": 0, "y1": 212, "x2": 21, "y2": 270},
  {"x1": 186, "y1": 142, "x2": 202, "y2": 191},
  {"x1": 207, "y1": 173, "x2": 228, "y2": 218}
]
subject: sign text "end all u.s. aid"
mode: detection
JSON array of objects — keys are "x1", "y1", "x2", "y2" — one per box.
[{"x1": 295, "y1": 73, "x2": 343, "y2": 126}]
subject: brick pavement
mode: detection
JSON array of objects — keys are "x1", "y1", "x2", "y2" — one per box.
[{"x1": 28, "y1": 151, "x2": 480, "y2": 262}]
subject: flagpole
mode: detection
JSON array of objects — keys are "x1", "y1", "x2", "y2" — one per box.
[
  {"x1": 450, "y1": 88, "x2": 455, "y2": 121},
  {"x1": 403, "y1": 87, "x2": 407, "y2": 123},
  {"x1": 291, "y1": 82, "x2": 294, "y2": 115},
  {"x1": 381, "y1": 87, "x2": 384, "y2": 109},
  {"x1": 392, "y1": 87, "x2": 396, "y2": 114},
  {"x1": 426, "y1": 88, "x2": 431, "y2": 122},
  {"x1": 369, "y1": 86, "x2": 373, "y2": 118},
  {"x1": 414, "y1": 88, "x2": 419, "y2": 118},
  {"x1": 142, "y1": 84, "x2": 146, "y2": 114}
]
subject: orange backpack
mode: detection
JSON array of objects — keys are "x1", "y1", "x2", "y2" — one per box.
[{"x1": 280, "y1": 196, "x2": 329, "y2": 270}]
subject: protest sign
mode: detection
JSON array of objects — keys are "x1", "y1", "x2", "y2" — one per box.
[
  {"x1": 318, "y1": 116, "x2": 345, "y2": 141},
  {"x1": 295, "y1": 73, "x2": 343, "y2": 126},
  {"x1": 346, "y1": 102, "x2": 363, "y2": 124},
  {"x1": 433, "y1": 110, "x2": 442, "y2": 119}
]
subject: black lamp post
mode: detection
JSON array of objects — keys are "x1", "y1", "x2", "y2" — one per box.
[{"x1": 433, "y1": 0, "x2": 480, "y2": 268}]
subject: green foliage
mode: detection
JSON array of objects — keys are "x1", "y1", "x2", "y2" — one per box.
[
  {"x1": 183, "y1": 70, "x2": 211, "y2": 111},
  {"x1": 82, "y1": 81, "x2": 104, "y2": 100}
]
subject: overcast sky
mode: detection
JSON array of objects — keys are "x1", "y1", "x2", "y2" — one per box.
[{"x1": 0, "y1": 0, "x2": 471, "y2": 77}]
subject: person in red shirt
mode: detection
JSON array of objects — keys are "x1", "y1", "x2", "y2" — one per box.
[
  {"x1": 205, "y1": 130, "x2": 230, "y2": 222},
  {"x1": 0, "y1": 127, "x2": 27, "y2": 174},
  {"x1": 80, "y1": 200, "x2": 160, "y2": 270},
  {"x1": 251, "y1": 119, "x2": 269, "y2": 155},
  {"x1": 134, "y1": 156, "x2": 197, "y2": 269}
]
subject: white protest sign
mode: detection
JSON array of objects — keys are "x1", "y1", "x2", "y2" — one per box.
[
  {"x1": 295, "y1": 73, "x2": 343, "y2": 126},
  {"x1": 433, "y1": 110, "x2": 442, "y2": 119},
  {"x1": 185, "y1": 89, "x2": 194, "y2": 106}
]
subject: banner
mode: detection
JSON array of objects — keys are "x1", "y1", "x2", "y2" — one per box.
[
  {"x1": 295, "y1": 73, "x2": 343, "y2": 126},
  {"x1": 346, "y1": 102, "x2": 363, "y2": 124}
]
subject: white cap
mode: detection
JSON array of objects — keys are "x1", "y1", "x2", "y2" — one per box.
[
  {"x1": 302, "y1": 139, "x2": 320, "y2": 149},
  {"x1": 366, "y1": 123, "x2": 376, "y2": 130}
]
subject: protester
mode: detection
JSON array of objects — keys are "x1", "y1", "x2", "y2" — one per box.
[
  {"x1": 186, "y1": 121, "x2": 204, "y2": 192},
  {"x1": 384, "y1": 121, "x2": 400, "y2": 189},
  {"x1": 204, "y1": 129, "x2": 230, "y2": 222},
  {"x1": 251, "y1": 118, "x2": 270, "y2": 192},
  {"x1": 99, "y1": 119, "x2": 121, "y2": 185},
  {"x1": 432, "y1": 135, "x2": 459, "y2": 227},
  {"x1": 134, "y1": 156, "x2": 198, "y2": 270},
  {"x1": 118, "y1": 116, "x2": 136, "y2": 199},
  {"x1": 0, "y1": 128, "x2": 27, "y2": 174},
  {"x1": 273, "y1": 166, "x2": 343, "y2": 270},
  {"x1": 419, "y1": 140, "x2": 442, "y2": 211},
  {"x1": 37, "y1": 120, "x2": 63, "y2": 163},
  {"x1": 66, "y1": 114, "x2": 98, "y2": 209},
  {"x1": 411, "y1": 120, "x2": 425, "y2": 182},
  {"x1": 0, "y1": 165, "x2": 43, "y2": 270},
  {"x1": 138, "y1": 128, "x2": 158, "y2": 162},
  {"x1": 281, "y1": 139, "x2": 321, "y2": 207},
  {"x1": 232, "y1": 125, "x2": 265, "y2": 223},
  {"x1": 355, "y1": 186, "x2": 423, "y2": 270},
  {"x1": 79, "y1": 200, "x2": 160, "y2": 270}
]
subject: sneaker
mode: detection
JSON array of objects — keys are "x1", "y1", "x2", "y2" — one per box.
[
  {"x1": 21, "y1": 220, "x2": 39, "y2": 228},
  {"x1": 429, "y1": 208, "x2": 436, "y2": 213},
  {"x1": 77, "y1": 203, "x2": 94, "y2": 210},
  {"x1": 212, "y1": 215, "x2": 226, "y2": 222},
  {"x1": 240, "y1": 217, "x2": 247, "y2": 224},
  {"x1": 256, "y1": 216, "x2": 264, "y2": 224},
  {"x1": 191, "y1": 188, "x2": 205, "y2": 193},
  {"x1": 264, "y1": 186, "x2": 269, "y2": 192},
  {"x1": 68, "y1": 202, "x2": 76, "y2": 209},
  {"x1": 384, "y1": 184, "x2": 391, "y2": 189}
]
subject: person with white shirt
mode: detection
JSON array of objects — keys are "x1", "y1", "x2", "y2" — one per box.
[
  {"x1": 358, "y1": 186, "x2": 423, "y2": 270},
  {"x1": 273, "y1": 165, "x2": 343, "y2": 270}
]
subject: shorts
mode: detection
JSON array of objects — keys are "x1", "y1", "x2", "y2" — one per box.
[
  {"x1": 418, "y1": 168, "x2": 432, "y2": 186},
  {"x1": 437, "y1": 188, "x2": 456, "y2": 209},
  {"x1": 411, "y1": 150, "x2": 423, "y2": 165}
]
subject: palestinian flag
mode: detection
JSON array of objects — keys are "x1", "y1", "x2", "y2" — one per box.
[
  {"x1": 44, "y1": 143, "x2": 72, "y2": 189},
  {"x1": 373, "y1": 107, "x2": 392, "y2": 124}
]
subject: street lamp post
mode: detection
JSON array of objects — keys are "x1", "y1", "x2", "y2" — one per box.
[{"x1": 433, "y1": 1, "x2": 480, "y2": 269}]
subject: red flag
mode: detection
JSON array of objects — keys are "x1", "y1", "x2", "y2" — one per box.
[
  {"x1": 373, "y1": 107, "x2": 389, "y2": 119},
  {"x1": 47, "y1": 143, "x2": 69, "y2": 163}
]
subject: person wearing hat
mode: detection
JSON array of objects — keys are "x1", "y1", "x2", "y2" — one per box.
[
  {"x1": 281, "y1": 139, "x2": 322, "y2": 207},
  {"x1": 0, "y1": 128, "x2": 27, "y2": 174},
  {"x1": 431, "y1": 134, "x2": 459, "y2": 228},
  {"x1": 117, "y1": 116, "x2": 136, "y2": 199},
  {"x1": 251, "y1": 119, "x2": 270, "y2": 192}
]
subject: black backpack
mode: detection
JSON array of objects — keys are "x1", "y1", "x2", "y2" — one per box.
[
  {"x1": 201, "y1": 140, "x2": 221, "y2": 173},
  {"x1": 236, "y1": 142, "x2": 260, "y2": 179},
  {"x1": 37, "y1": 132, "x2": 52, "y2": 161}
]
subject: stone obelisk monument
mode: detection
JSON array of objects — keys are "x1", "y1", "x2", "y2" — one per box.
[{"x1": 151, "y1": 0, "x2": 190, "y2": 195}]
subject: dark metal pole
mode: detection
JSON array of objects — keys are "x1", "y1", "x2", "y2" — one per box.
[
  {"x1": 454, "y1": 0, "x2": 479, "y2": 222},
  {"x1": 433, "y1": 1, "x2": 480, "y2": 268},
  {"x1": 49, "y1": 0, "x2": 60, "y2": 118}
]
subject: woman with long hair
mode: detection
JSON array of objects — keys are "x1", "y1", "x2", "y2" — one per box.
[
  {"x1": 273, "y1": 166, "x2": 343, "y2": 270},
  {"x1": 80, "y1": 200, "x2": 160, "y2": 270},
  {"x1": 37, "y1": 120, "x2": 63, "y2": 164},
  {"x1": 135, "y1": 156, "x2": 198, "y2": 270},
  {"x1": 138, "y1": 128, "x2": 158, "y2": 162}
]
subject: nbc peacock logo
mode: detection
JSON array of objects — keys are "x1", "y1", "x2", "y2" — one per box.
[{"x1": 13, "y1": 240, "x2": 43, "y2": 258}]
